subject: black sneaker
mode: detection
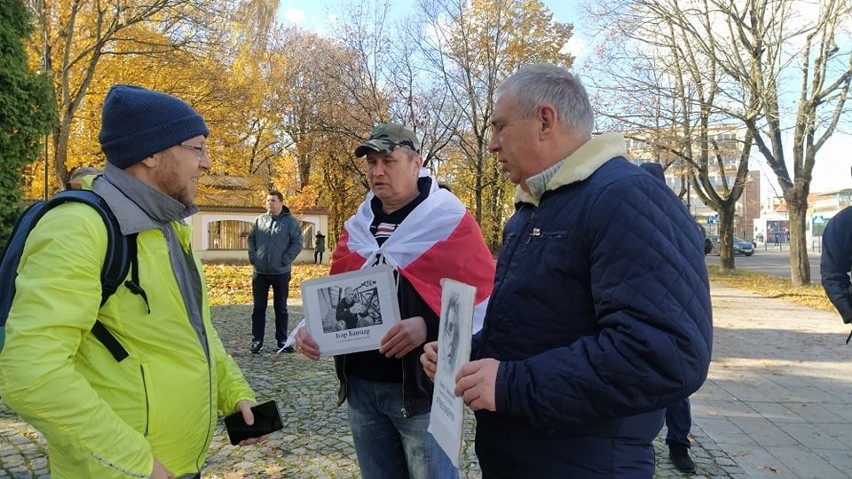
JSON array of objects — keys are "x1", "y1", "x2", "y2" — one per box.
[
  {"x1": 668, "y1": 443, "x2": 696, "y2": 473},
  {"x1": 250, "y1": 341, "x2": 263, "y2": 354},
  {"x1": 282, "y1": 346, "x2": 295, "y2": 354}
]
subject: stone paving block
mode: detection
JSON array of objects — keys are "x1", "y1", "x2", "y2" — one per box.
[
  {"x1": 766, "y1": 444, "x2": 847, "y2": 478},
  {"x1": 812, "y1": 447, "x2": 852, "y2": 475},
  {"x1": 715, "y1": 442, "x2": 796, "y2": 478},
  {"x1": 742, "y1": 400, "x2": 807, "y2": 423},
  {"x1": 703, "y1": 397, "x2": 759, "y2": 417},
  {"x1": 783, "y1": 423, "x2": 852, "y2": 451},
  {"x1": 713, "y1": 381, "x2": 780, "y2": 403},
  {"x1": 695, "y1": 417, "x2": 754, "y2": 446},
  {"x1": 783, "y1": 401, "x2": 850, "y2": 424},
  {"x1": 732, "y1": 417, "x2": 800, "y2": 447},
  {"x1": 691, "y1": 380, "x2": 736, "y2": 401},
  {"x1": 775, "y1": 383, "x2": 850, "y2": 403},
  {"x1": 821, "y1": 402, "x2": 852, "y2": 422}
]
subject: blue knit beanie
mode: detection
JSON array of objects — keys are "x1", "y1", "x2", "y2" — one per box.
[{"x1": 98, "y1": 84, "x2": 209, "y2": 169}]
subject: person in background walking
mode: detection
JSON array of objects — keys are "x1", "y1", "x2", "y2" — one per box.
[
  {"x1": 248, "y1": 191, "x2": 303, "y2": 354},
  {"x1": 314, "y1": 231, "x2": 326, "y2": 264}
]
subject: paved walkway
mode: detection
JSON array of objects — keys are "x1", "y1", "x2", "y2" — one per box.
[
  {"x1": 1, "y1": 283, "x2": 850, "y2": 478},
  {"x1": 692, "y1": 285, "x2": 852, "y2": 478}
]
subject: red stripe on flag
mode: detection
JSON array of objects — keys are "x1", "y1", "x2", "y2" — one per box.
[
  {"x1": 330, "y1": 230, "x2": 367, "y2": 275},
  {"x1": 398, "y1": 212, "x2": 495, "y2": 315}
]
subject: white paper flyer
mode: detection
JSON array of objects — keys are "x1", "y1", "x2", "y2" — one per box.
[
  {"x1": 428, "y1": 278, "x2": 477, "y2": 468},
  {"x1": 300, "y1": 265, "x2": 400, "y2": 356}
]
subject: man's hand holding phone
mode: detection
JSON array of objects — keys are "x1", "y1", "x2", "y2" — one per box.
[{"x1": 225, "y1": 400, "x2": 283, "y2": 446}]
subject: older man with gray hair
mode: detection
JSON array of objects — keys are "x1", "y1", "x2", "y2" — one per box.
[{"x1": 422, "y1": 63, "x2": 713, "y2": 477}]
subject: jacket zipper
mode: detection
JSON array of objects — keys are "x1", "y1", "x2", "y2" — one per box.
[
  {"x1": 140, "y1": 366, "x2": 150, "y2": 436},
  {"x1": 195, "y1": 364, "x2": 213, "y2": 471},
  {"x1": 393, "y1": 269, "x2": 410, "y2": 419}
]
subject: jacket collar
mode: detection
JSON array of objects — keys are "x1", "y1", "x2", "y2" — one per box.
[
  {"x1": 515, "y1": 132, "x2": 627, "y2": 206},
  {"x1": 95, "y1": 163, "x2": 198, "y2": 235}
]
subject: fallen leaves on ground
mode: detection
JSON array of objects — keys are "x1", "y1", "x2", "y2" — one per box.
[
  {"x1": 203, "y1": 263, "x2": 331, "y2": 306},
  {"x1": 707, "y1": 266, "x2": 835, "y2": 313},
  {"x1": 202, "y1": 262, "x2": 837, "y2": 314}
]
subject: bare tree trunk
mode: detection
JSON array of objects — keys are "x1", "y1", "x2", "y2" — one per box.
[
  {"x1": 786, "y1": 191, "x2": 811, "y2": 286},
  {"x1": 52, "y1": 111, "x2": 71, "y2": 191},
  {"x1": 473, "y1": 156, "x2": 483, "y2": 222},
  {"x1": 718, "y1": 205, "x2": 737, "y2": 272}
]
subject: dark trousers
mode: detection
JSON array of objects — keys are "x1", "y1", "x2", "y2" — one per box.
[
  {"x1": 251, "y1": 271, "x2": 291, "y2": 347},
  {"x1": 665, "y1": 397, "x2": 692, "y2": 447},
  {"x1": 314, "y1": 251, "x2": 324, "y2": 264}
]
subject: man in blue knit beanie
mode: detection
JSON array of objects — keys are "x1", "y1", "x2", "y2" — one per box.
[
  {"x1": 0, "y1": 84, "x2": 267, "y2": 479},
  {"x1": 98, "y1": 84, "x2": 211, "y2": 205}
]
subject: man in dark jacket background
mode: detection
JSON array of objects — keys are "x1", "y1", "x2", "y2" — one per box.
[
  {"x1": 248, "y1": 191, "x2": 303, "y2": 354},
  {"x1": 820, "y1": 167, "x2": 852, "y2": 343},
  {"x1": 423, "y1": 63, "x2": 713, "y2": 478}
]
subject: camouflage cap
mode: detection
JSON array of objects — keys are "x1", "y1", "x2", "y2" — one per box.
[{"x1": 354, "y1": 123, "x2": 420, "y2": 157}]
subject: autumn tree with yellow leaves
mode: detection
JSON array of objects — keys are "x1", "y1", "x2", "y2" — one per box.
[
  {"x1": 411, "y1": 0, "x2": 574, "y2": 249},
  {"x1": 15, "y1": 0, "x2": 581, "y2": 254},
  {"x1": 23, "y1": 0, "x2": 223, "y2": 195}
]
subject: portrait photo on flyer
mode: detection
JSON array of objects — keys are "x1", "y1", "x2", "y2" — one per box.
[
  {"x1": 299, "y1": 264, "x2": 400, "y2": 356},
  {"x1": 428, "y1": 278, "x2": 477, "y2": 468}
]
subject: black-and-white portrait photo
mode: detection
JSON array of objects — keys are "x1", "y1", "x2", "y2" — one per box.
[
  {"x1": 300, "y1": 265, "x2": 400, "y2": 356},
  {"x1": 441, "y1": 291, "x2": 462, "y2": 374},
  {"x1": 317, "y1": 281, "x2": 382, "y2": 334}
]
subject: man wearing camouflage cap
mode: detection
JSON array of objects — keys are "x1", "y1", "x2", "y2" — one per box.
[{"x1": 295, "y1": 123, "x2": 496, "y2": 478}]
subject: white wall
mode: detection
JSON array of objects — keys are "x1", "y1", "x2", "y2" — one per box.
[{"x1": 189, "y1": 210, "x2": 329, "y2": 264}]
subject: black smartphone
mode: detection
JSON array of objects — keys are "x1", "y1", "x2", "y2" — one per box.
[{"x1": 224, "y1": 400, "x2": 283, "y2": 445}]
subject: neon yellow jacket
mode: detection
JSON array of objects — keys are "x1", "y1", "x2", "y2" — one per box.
[{"x1": 0, "y1": 199, "x2": 255, "y2": 478}]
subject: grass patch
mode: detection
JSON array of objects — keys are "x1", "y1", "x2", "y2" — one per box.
[{"x1": 707, "y1": 265, "x2": 835, "y2": 313}]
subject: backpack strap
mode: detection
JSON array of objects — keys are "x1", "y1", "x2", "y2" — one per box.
[
  {"x1": 42, "y1": 191, "x2": 141, "y2": 361},
  {"x1": 123, "y1": 235, "x2": 150, "y2": 314},
  {"x1": 91, "y1": 321, "x2": 129, "y2": 362}
]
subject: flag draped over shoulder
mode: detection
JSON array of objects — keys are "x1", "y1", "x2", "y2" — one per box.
[{"x1": 331, "y1": 173, "x2": 495, "y2": 331}]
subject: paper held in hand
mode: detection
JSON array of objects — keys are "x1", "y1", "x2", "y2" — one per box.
[
  {"x1": 299, "y1": 265, "x2": 401, "y2": 356},
  {"x1": 428, "y1": 278, "x2": 477, "y2": 468}
]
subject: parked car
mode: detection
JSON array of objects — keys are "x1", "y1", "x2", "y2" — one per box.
[{"x1": 706, "y1": 235, "x2": 755, "y2": 256}]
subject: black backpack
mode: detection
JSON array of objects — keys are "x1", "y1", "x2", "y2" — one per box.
[{"x1": 0, "y1": 190, "x2": 146, "y2": 361}]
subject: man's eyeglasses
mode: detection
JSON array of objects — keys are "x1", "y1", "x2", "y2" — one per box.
[{"x1": 180, "y1": 143, "x2": 209, "y2": 159}]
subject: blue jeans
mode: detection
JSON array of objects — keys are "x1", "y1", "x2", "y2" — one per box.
[
  {"x1": 346, "y1": 376, "x2": 458, "y2": 479},
  {"x1": 251, "y1": 271, "x2": 291, "y2": 347},
  {"x1": 665, "y1": 397, "x2": 692, "y2": 447}
]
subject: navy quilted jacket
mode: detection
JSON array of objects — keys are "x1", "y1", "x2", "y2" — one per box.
[
  {"x1": 821, "y1": 206, "x2": 852, "y2": 324},
  {"x1": 472, "y1": 133, "x2": 713, "y2": 477}
]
